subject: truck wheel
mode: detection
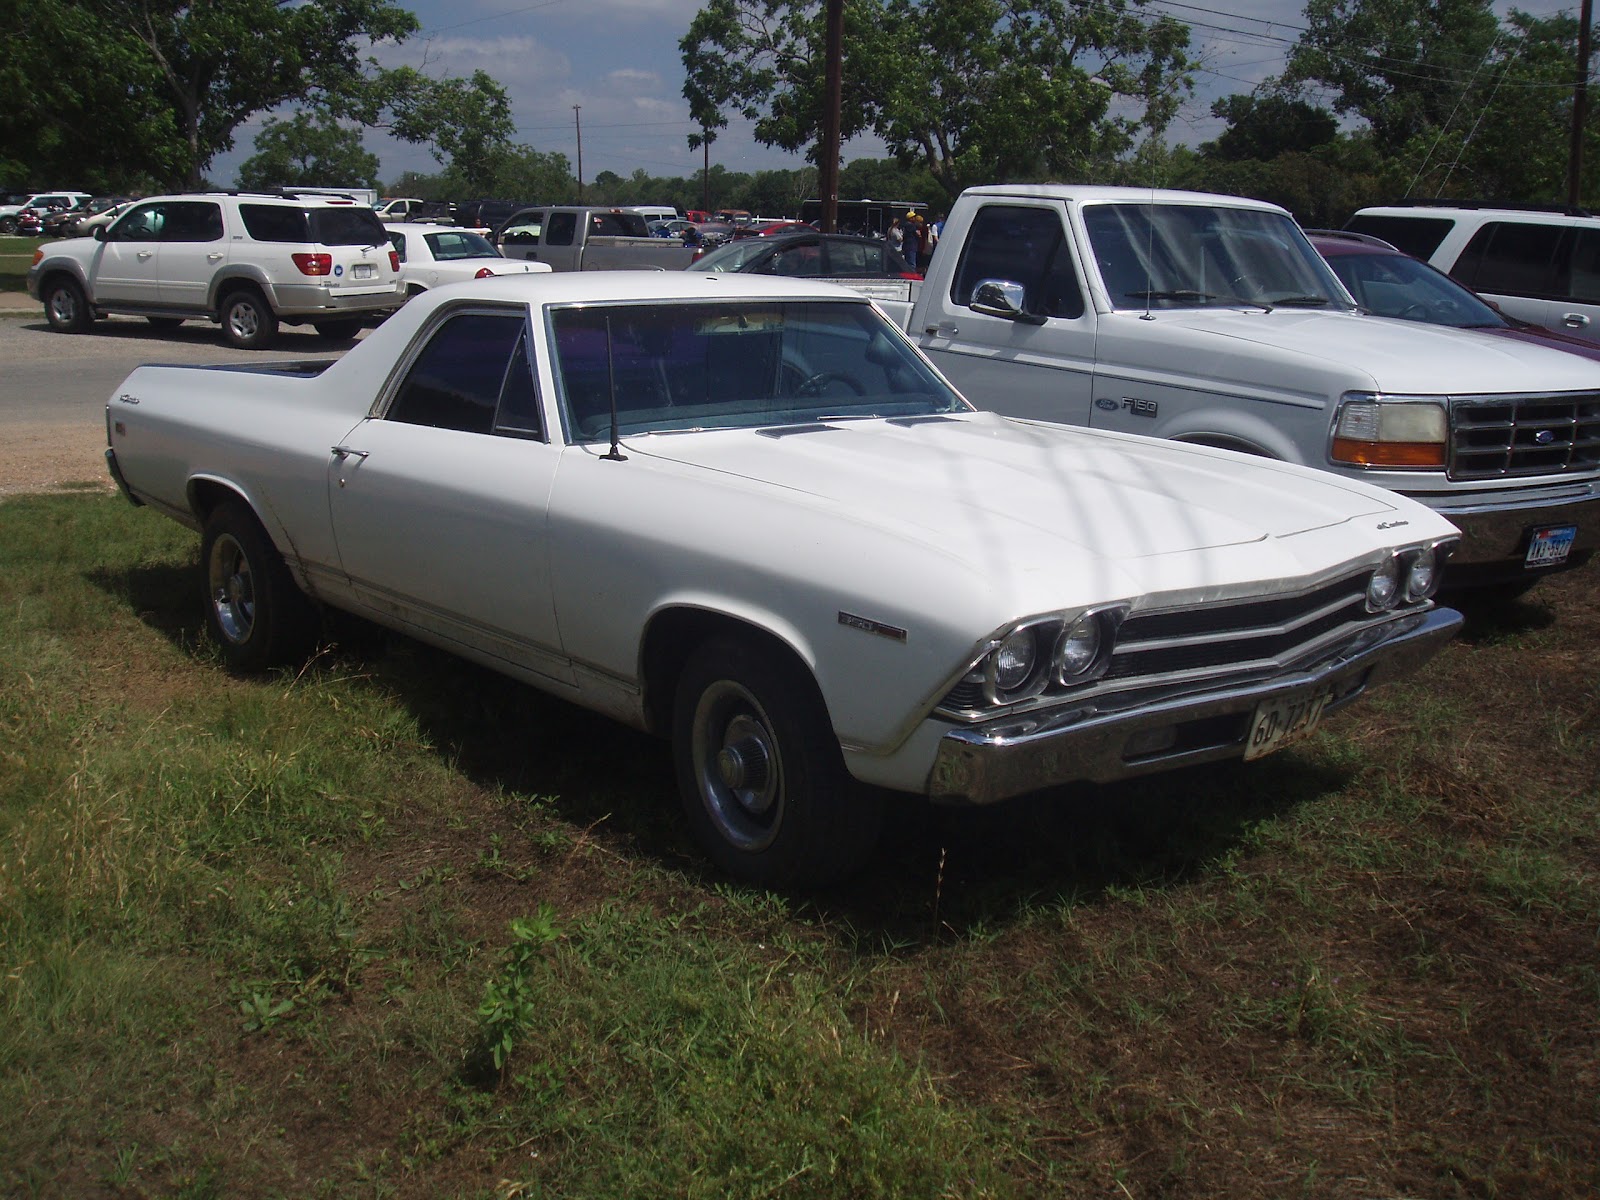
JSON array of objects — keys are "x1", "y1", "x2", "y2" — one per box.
[
  {"x1": 43, "y1": 276, "x2": 93, "y2": 333},
  {"x1": 200, "y1": 501, "x2": 318, "y2": 672},
  {"x1": 0, "y1": 215, "x2": 17, "y2": 235},
  {"x1": 312, "y1": 319, "x2": 361, "y2": 342},
  {"x1": 672, "y1": 635, "x2": 882, "y2": 888},
  {"x1": 220, "y1": 288, "x2": 278, "y2": 350}
]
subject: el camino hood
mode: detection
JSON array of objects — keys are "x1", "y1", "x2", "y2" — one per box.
[
  {"x1": 632, "y1": 412, "x2": 1399, "y2": 562},
  {"x1": 1120, "y1": 308, "x2": 1600, "y2": 394}
]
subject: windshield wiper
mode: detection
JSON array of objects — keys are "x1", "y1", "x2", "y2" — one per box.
[
  {"x1": 1266, "y1": 295, "x2": 1337, "y2": 307},
  {"x1": 1124, "y1": 289, "x2": 1216, "y2": 303}
]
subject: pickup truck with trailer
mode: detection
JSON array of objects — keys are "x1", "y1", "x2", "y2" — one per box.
[
  {"x1": 100, "y1": 272, "x2": 1461, "y2": 885},
  {"x1": 876, "y1": 185, "x2": 1600, "y2": 595},
  {"x1": 496, "y1": 206, "x2": 697, "y2": 272}
]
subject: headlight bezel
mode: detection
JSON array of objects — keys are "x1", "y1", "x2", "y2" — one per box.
[
  {"x1": 1330, "y1": 393, "x2": 1449, "y2": 470},
  {"x1": 971, "y1": 604, "x2": 1128, "y2": 707}
]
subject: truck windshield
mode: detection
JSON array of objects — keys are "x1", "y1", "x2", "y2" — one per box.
[
  {"x1": 1083, "y1": 203, "x2": 1350, "y2": 311},
  {"x1": 551, "y1": 300, "x2": 969, "y2": 441}
]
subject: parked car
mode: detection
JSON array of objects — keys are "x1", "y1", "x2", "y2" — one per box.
[
  {"x1": 102, "y1": 272, "x2": 1463, "y2": 886},
  {"x1": 385, "y1": 223, "x2": 551, "y2": 294},
  {"x1": 0, "y1": 191, "x2": 91, "y2": 235},
  {"x1": 1308, "y1": 230, "x2": 1600, "y2": 363},
  {"x1": 689, "y1": 231, "x2": 918, "y2": 276},
  {"x1": 1345, "y1": 202, "x2": 1600, "y2": 344},
  {"x1": 730, "y1": 220, "x2": 813, "y2": 240},
  {"x1": 28, "y1": 191, "x2": 405, "y2": 349},
  {"x1": 453, "y1": 199, "x2": 532, "y2": 234},
  {"x1": 70, "y1": 199, "x2": 135, "y2": 239},
  {"x1": 495, "y1": 206, "x2": 697, "y2": 271}
]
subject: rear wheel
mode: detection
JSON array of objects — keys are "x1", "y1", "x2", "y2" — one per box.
[
  {"x1": 200, "y1": 501, "x2": 318, "y2": 672},
  {"x1": 672, "y1": 635, "x2": 882, "y2": 888},
  {"x1": 0, "y1": 215, "x2": 17, "y2": 235},
  {"x1": 219, "y1": 288, "x2": 278, "y2": 350},
  {"x1": 42, "y1": 276, "x2": 92, "y2": 333}
]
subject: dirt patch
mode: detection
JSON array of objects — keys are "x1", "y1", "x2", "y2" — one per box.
[{"x1": 0, "y1": 420, "x2": 114, "y2": 497}]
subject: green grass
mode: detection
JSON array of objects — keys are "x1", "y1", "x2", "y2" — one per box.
[
  {"x1": 2, "y1": 491, "x2": 1598, "y2": 1198},
  {"x1": 0, "y1": 236, "x2": 46, "y2": 291}
]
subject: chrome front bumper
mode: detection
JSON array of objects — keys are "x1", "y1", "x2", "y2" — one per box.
[
  {"x1": 1414, "y1": 482, "x2": 1599, "y2": 576},
  {"x1": 926, "y1": 606, "x2": 1462, "y2": 805}
]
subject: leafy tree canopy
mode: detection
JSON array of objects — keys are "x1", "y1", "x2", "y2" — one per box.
[
  {"x1": 237, "y1": 112, "x2": 381, "y2": 191},
  {"x1": 3, "y1": 0, "x2": 418, "y2": 190},
  {"x1": 1201, "y1": 93, "x2": 1338, "y2": 162},
  {"x1": 681, "y1": 0, "x2": 1193, "y2": 202}
]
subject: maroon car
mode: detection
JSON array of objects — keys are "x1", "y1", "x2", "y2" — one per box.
[{"x1": 1309, "y1": 230, "x2": 1600, "y2": 363}]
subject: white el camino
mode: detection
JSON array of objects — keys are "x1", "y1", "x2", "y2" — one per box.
[
  {"x1": 385, "y1": 222, "x2": 551, "y2": 294},
  {"x1": 104, "y1": 272, "x2": 1464, "y2": 886}
]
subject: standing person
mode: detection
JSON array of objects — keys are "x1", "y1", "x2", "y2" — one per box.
[
  {"x1": 887, "y1": 217, "x2": 905, "y2": 258},
  {"x1": 900, "y1": 211, "x2": 920, "y2": 271}
]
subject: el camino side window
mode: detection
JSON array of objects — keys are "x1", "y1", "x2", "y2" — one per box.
[{"x1": 389, "y1": 312, "x2": 540, "y2": 438}]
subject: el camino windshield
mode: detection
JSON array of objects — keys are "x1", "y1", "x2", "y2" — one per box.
[
  {"x1": 551, "y1": 301, "x2": 968, "y2": 440},
  {"x1": 1083, "y1": 203, "x2": 1351, "y2": 311}
]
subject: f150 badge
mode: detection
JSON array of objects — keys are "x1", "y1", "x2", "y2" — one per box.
[{"x1": 1096, "y1": 396, "x2": 1158, "y2": 416}]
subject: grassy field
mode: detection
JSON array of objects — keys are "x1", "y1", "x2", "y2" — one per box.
[
  {"x1": 0, "y1": 236, "x2": 46, "y2": 293},
  {"x1": 2, "y1": 491, "x2": 1596, "y2": 1199}
]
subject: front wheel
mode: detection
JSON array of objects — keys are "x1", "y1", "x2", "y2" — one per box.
[
  {"x1": 42, "y1": 276, "x2": 93, "y2": 333},
  {"x1": 200, "y1": 501, "x2": 319, "y2": 672},
  {"x1": 672, "y1": 636, "x2": 882, "y2": 888},
  {"x1": 0, "y1": 215, "x2": 17, "y2": 235},
  {"x1": 219, "y1": 289, "x2": 278, "y2": 350}
]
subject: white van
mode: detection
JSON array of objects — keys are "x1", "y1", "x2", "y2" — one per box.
[{"x1": 626, "y1": 205, "x2": 679, "y2": 223}]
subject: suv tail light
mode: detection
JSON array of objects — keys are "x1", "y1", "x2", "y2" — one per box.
[
  {"x1": 292, "y1": 253, "x2": 333, "y2": 276},
  {"x1": 389, "y1": 249, "x2": 400, "y2": 272}
]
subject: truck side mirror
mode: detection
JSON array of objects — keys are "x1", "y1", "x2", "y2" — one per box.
[{"x1": 970, "y1": 279, "x2": 1045, "y2": 326}]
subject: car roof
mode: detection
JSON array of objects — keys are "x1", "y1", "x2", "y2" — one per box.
[
  {"x1": 416, "y1": 271, "x2": 864, "y2": 307},
  {"x1": 1304, "y1": 230, "x2": 1405, "y2": 257}
]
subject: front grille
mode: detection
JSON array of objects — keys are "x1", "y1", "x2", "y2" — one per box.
[
  {"x1": 1107, "y1": 571, "x2": 1372, "y2": 681},
  {"x1": 1450, "y1": 392, "x2": 1600, "y2": 479}
]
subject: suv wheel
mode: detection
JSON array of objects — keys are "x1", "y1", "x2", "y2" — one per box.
[
  {"x1": 220, "y1": 288, "x2": 278, "y2": 350},
  {"x1": 312, "y1": 319, "x2": 362, "y2": 342},
  {"x1": 43, "y1": 276, "x2": 93, "y2": 333},
  {"x1": 0, "y1": 215, "x2": 17, "y2": 235}
]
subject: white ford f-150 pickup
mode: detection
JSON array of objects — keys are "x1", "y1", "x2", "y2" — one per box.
[
  {"x1": 875, "y1": 185, "x2": 1600, "y2": 595},
  {"x1": 103, "y1": 272, "x2": 1462, "y2": 886}
]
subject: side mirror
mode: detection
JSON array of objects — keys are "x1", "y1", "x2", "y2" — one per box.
[
  {"x1": 970, "y1": 278, "x2": 1046, "y2": 326},
  {"x1": 94, "y1": 226, "x2": 106, "y2": 242}
]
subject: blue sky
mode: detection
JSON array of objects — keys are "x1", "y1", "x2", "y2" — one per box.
[{"x1": 209, "y1": 0, "x2": 1583, "y2": 190}]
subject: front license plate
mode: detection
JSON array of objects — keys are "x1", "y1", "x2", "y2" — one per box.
[
  {"x1": 1245, "y1": 683, "x2": 1335, "y2": 761},
  {"x1": 1525, "y1": 524, "x2": 1576, "y2": 568},
  {"x1": 352, "y1": 263, "x2": 376, "y2": 279}
]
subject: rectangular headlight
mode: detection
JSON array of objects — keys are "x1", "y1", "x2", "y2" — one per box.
[{"x1": 1331, "y1": 396, "x2": 1447, "y2": 468}]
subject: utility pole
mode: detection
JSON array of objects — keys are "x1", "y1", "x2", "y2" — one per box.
[
  {"x1": 1569, "y1": 0, "x2": 1593, "y2": 208},
  {"x1": 569, "y1": 107, "x2": 582, "y2": 206},
  {"x1": 702, "y1": 131, "x2": 710, "y2": 213},
  {"x1": 818, "y1": 0, "x2": 843, "y2": 232}
]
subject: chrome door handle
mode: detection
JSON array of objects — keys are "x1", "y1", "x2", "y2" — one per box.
[
  {"x1": 331, "y1": 445, "x2": 369, "y2": 460},
  {"x1": 137, "y1": 251, "x2": 153, "y2": 259},
  {"x1": 207, "y1": 253, "x2": 223, "y2": 261},
  {"x1": 1561, "y1": 312, "x2": 1591, "y2": 329},
  {"x1": 923, "y1": 323, "x2": 959, "y2": 336}
]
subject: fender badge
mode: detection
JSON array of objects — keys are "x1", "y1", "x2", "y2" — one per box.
[
  {"x1": 1094, "y1": 397, "x2": 1118, "y2": 411},
  {"x1": 1376, "y1": 520, "x2": 1410, "y2": 530},
  {"x1": 839, "y1": 612, "x2": 907, "y2": 642}
]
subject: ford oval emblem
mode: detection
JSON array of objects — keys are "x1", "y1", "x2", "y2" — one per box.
[
  {"x1": 1094, "y1": 397, "x2": 1119, "y2": 411},
  {"x1": 1535, "y1": 429, "x2": 1555, "y2": 444}
]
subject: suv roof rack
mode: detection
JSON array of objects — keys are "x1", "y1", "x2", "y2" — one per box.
[{"x1": 1378, "y1": 198, "x2": 1595, "y2": 218}]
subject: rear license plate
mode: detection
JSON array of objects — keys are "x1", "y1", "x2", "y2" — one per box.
[
  {"x1": 1525, "y1": 524, "x2": 1576, "y2": 568},
  {"x1": 1245, "y1": 683, "x2": 1335, "y2": 761},
  {"x1": 352, "y1": 263, "x2": 376, "y2": 280}
]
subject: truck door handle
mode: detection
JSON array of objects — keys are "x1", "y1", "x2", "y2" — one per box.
[
  {"x1": 207, "y1": 253, "x2": 223, "y2": 261},
  {"x1": 924, "y1": 323, "x2": 958, "y2": 336},
  {"x1": 331, "y1": 445, "x2": 369, "y2": 460},
  {"x1": 137, "y1": 251, "x2": 154, "y2": 260},
  {"x1": 1561, "y1": 313, "x2": 1590, "y2": 329}
]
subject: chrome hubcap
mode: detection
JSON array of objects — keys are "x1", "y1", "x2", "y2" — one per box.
[{"x1": 208, "y1": 534, "x2": 254, "y2": 644}]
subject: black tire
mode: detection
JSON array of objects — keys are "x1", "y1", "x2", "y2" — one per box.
[
  {"x1": 312, "y1": 319, "x2": 362, "y2": 342},
  {"x1": 42, "y1": 275, "x2": 92, "y2": 333},
  {"x1": 200, "y1": 501, "x2": 319, "y2": 672},
  {"x1": 0, "y1": 215, "x2": 17, "y2": 236},
  {"x1": 219, "y1": 288, "x2": 278, "y2": 350},
  {"x1": 145, "y1": 316, "x2": 185, "y2": 331},
  {"x1": 672, "y1": 635, "x2": 883, "y2": 888}
]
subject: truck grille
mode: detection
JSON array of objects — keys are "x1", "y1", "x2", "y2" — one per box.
[
  {"x1": 938, "y1": 570, "x2": 1384, "y2": 715},
  {"x1": 1105, "y1": 571, "x2": 1371, "y2": 681},
  {"x1": 1450, "y1": 392, "x2": 1600, "y2": 479}
]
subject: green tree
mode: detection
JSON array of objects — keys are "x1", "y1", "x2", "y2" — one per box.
[
  {"x1": 681, "y1": 0, "x2": 1192, "y2": 202},
  {"x1": 236, "y1": 111, "x2": 380, "y2": 190},
  {"x1": 373, "y1": 68, "x2": 519, "y2": 194},
  {"x1": 1201, "y1": 93, "x2": 1338, "y2": 162},
  {"x1": 3, "y1": 0, "x2": 419, "y2": 190}
]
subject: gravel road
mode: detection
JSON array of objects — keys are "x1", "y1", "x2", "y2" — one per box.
[{"x1": 0, "y1": 306, "x2": 351, "y2": 496}]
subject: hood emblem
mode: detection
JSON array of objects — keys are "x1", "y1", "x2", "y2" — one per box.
[
  {"x1": 1535, "y1": 429, "x2": 1556, "y2": 444},
  {"x1": 1376, "y1": 519, "x2": 1410, "y2": 530},
  {"x1": 839, "y1": 612, "x2": 907, "y2": 642}
]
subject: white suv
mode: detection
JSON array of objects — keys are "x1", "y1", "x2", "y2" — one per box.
[
  {"x1": 26, "y1": 191, "x2": 405, "y2": 349},
  {"x1": 1346, "y1": 203, "x2": 1600, "y2": 344},
  {"x1": 0, "y1": 191, "x2": 92, "y2": 234}
]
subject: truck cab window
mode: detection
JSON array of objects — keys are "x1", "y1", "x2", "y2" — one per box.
[
  {"x1": 389, "y1": 312, "x2": 538, "y2": 437},
  {"x1": 952, "y1": 205, "x2": 1083, "y2": 319}
]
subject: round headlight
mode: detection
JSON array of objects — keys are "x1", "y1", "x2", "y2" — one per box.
[
  {"x1": 1367, "y1": 556, "x2": 1401, "y2": 610},
  {"x1": 994, "y1": 629, "x2": 1037, "y2": 691},
  {"x1": 1405, "y1": 547, "x2": 1439, "y2": 601},
  {"x1": 1056, "y1": 613, "x2": 1102, "y2": 679}
]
